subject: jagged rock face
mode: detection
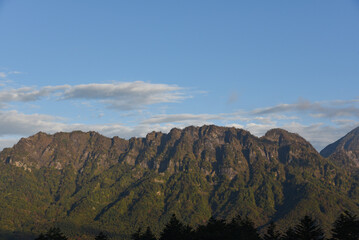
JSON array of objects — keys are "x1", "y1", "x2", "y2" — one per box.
[
  {"x1": 320, "y1": 127, "x2": 359, "y2": 168},
  {"x1": 1, "y1": 131, "x2": 129, "y2": 171},
  {"x1": 0, "y1": 125, "x2": 357, "y2": 239},
  {"x1": 121, "y1": 126, "x2": 257, "y2": 178},
  {"x1": 0, "y1": 126, "x2": 320, "y2": 177}
]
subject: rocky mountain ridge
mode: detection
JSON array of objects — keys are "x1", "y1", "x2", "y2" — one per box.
[
  {"x1": 1, "y1": 126, "x2": 319, "y2": 174},
  {"x1": 0, "y1": 125, "x2": 358, "y2": 239}
]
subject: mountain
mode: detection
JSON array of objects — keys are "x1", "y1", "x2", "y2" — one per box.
[
  {"x1": 0, "y1": 125, "x2": 359, "y2": 239},
  {"x1": 320, "y1": 126, "x2": 359, "y2": 169}
]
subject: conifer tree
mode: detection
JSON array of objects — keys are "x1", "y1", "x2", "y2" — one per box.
[
  {"x1": 141, "y1": 227, "x2": 157, "y2": 240},
  {"x1": 283, "y1": 227, "x2": 296, "y2": 240},
  {"x1": 95, "y1": 231, "x2": 109, "y2": 240},
  {"x1": 160, "y1": 214, "x2": 193, "y2": 240},
  {"x1": 34, "y1": 233, "x2": 46, "y2": 240},
  {"x1": 331, "y1": 211, "x2": 359, "y2": 240},
  {"x1": 238, "y1": 216, "x2": 261, "y2": 240},
  {"x1": 228, "y1": 215, "x2": 260, "y2": 240},
  {"x1": 131, "y1": 228, "x2": 142, "y2": 240},
  {"x1": 263, "y1": 222, "x2": 282, "y2": 240},
  {"x1": 195, "y1": 216, "x2": 228, "y2": 240},
  {"x1": 35, "y1": 227, "x2": 68, "y2": 240},
  {"x1": 293, "y1": 215, "x2": 325, "y2": 240}
]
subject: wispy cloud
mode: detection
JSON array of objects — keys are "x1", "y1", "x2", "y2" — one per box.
[
  {"x1": 62, "y1": 82, "x2": 187, "y2": 110},
  {"x1": 0, "y1": 110, "x2": 67, "y2": 136},
  {"x1": 0, "y1": 86, "x2": 66, "y2": 104},
  {"x1": 0, "y1": 81, "x2": 188, "y2": 110},
  {"x1": 0, "y1": 85, "x2": 359, "y2": 152},
  {"x1": 8, "y1": 71, "x2": 21, "y2": 75},
  {"x1": 136, "y1": 98, "x2": 359, "y2": 150},
  {"x1": 0, "y1": 107, "x2": 358, "y2": 151},
  {"x1": 0, "y1": 110, "x2": 177, "y2": 149},
  {"x1": 280, "y1": 122, "x2": 359, "y2": 151},
  {"x1": 251, "y1": 98, "x2": 359, "y2": 118},
  {"x1": 142, "y1": 113, "x2": 222, "y2": 124},
  {"x1": 0, "y1": 70, "x2": 21, "y2": 79}
]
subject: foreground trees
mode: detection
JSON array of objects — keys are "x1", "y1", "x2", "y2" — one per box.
[
  {"x1": 34, "y1": 227, "x2": 68, "y2": 240},
  {"x1": 331, "y1": 211, "x2": 359, "y2": 240},
  {"x1": 35, "y1": 211, "x2": 359, "y2": 240},
  {"x1": 263, "y1": 222, "x2": 282, "y2": 240},
  {"x1": 132, "y1": 213, "x2": 358, "y2": 240},
  {"x1": 291, "y1": 215, "x2": 325, "y2": 240},
  {"x1": 160, "y1": 214, "x2": 192, "y2": 240},
  {"x1": 95, "y1": 231, "x2": 109, "y2": 240}
]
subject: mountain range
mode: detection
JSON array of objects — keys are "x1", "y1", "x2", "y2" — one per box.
[{"x1": 0, "y1": 125, "x2": 359, "y2": 239}]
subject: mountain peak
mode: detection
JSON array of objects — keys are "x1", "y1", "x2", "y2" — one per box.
[
  {"x1": 320, "y1": 126, "x2": 359, "y2": 168},
  {"x1": 263, "y1": 128, "x2": 313, "y2": 148}
]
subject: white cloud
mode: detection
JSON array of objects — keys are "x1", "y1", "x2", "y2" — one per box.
[
  {"x1": 0, "y1": 110, "x2": 67, "y2": 136},
  {"x1": 0, "y1": 86, "x2": 66, "y2": 104},
  {"x1": 0, "y1": 83, "x2": 359, "y2": 152},
  {"x1": 0, "y1": 138, "x2": 19, "y2": 150},
  {"x1": 280, "y1": 122, "x2": 359, "y2": 151},
  {"x1": 62, "y1": 81, "x2": 187, "y2": 110},
  {"x1": 225, "y1": 123, "x2": 244, "y2": 129},
  {"x1": 0, "y1": 108, "x2": 358, "y2": 152},
  {"x1": 138, "y1": 108, "x2": 359, "y2": 151},
  {"x1": 0, "y1": 81, "x2": 187, "y2": 110},
  {"x1": 251, "y1": 98, "x2": 359, "y2": 118},
  {"x1": 0, "y1": 110, "x2": 181, "y2": 149},
  {"x1": 0, "y1": 110, "x2": 138, "y2": 139}
]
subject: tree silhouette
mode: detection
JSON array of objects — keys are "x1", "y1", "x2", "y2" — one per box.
[
  {"x1": 34, "y1": 233, "x2": 46, "y2": 240},
  {"x1": 238, "y1": 216, "x2": 261, "y2": 240},
  {"x1": 95, "y1": 231, "x2": 109, "y2": 240},
  {"x1": 160, "y1": 214, "x2": 192, "y2": 240},
  {"x1": 132, "y1": 228, "x2": 142, "y2": 240},
  {"x1": 227, "y1": 215, "x2": 260, "y2": 240},
  {"x1": 141, "y1": 227, "x2": 157, "y2": 240},
  {"x1": 283, "y1": 227, "x2": 297, "y2": 240},
  {"x1": 331, "y1": 211, "x2": 359, "y2": 240},
  {"x1": 35, "y1": 227, "x2": 68, "y2": 240},
  {"x1": 293, "y1": 215, "x2": 325, "y2": 240},
  {"x1": 263, "y1": 221, "x2": 282, "y2": 240},
  {"x1": 195, "y1": 216, "x2": 229, "y2": 240}
]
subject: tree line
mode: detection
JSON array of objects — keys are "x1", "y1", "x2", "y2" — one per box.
[{"x1": 35, "y1": 211, "x2": 359, "y2": 240}]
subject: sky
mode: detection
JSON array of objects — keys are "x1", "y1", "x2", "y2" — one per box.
[{"x1": 0, "y1": 0, "x2": 359, "y2": 151}]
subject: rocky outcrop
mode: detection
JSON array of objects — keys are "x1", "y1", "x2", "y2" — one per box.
[{"x1": 320, "y1": 126, "x2": 359, "y2": 168}]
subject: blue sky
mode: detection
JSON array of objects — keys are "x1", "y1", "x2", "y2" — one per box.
[{"x1": 0, "y1": 0, "x2": 359, "y2": 150}]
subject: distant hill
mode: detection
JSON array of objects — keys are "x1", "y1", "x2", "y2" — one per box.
[
  {"x1": 320, "y1": 126, "x2": 359, "y2": 169},
  {"x1": 0, "y1": 125, "x2": 359, "y2": 239}
]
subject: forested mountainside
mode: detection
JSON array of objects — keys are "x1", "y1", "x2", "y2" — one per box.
[{"x1": 0, "y1": 125, "x2": 359, "y2": 239}]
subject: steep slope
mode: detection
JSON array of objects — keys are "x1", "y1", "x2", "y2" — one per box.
[
  {"x1": 0, "y1": 125, "x2": 358, "y2": 239},
  {"x1": 320, "y1": 126, "x2": 359, "y2": 168}
]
